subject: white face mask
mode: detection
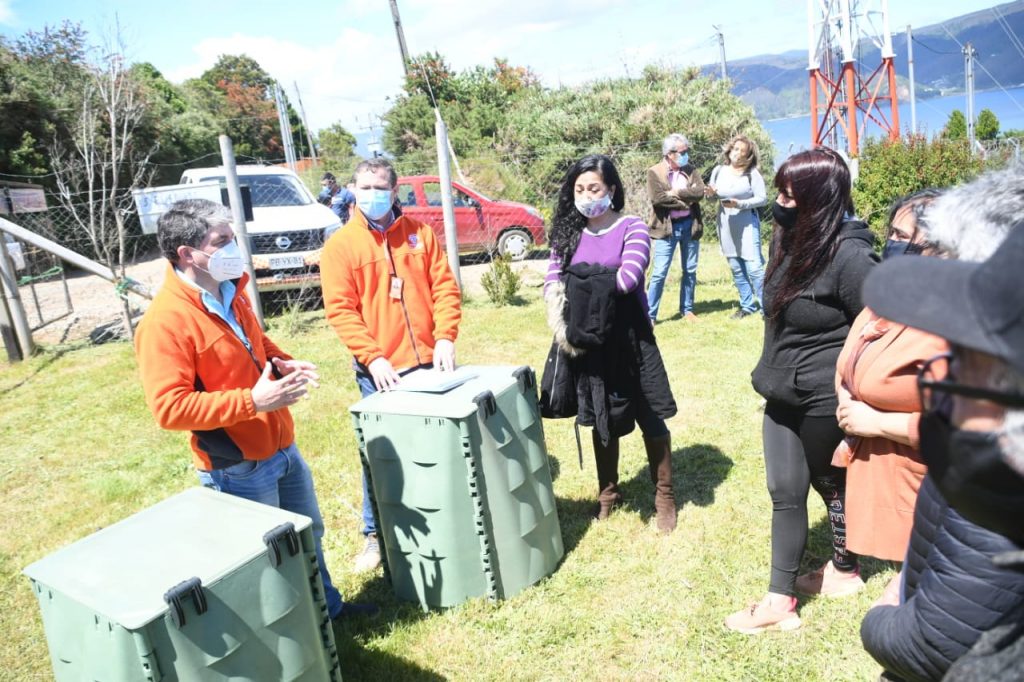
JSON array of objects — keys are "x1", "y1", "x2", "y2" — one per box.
[
  {"x1": 196, "y1": 240, "x2": 245, "y2": 281},
  {"x1": 575, "y1": 194, "x2": 612, "y2": 219}
]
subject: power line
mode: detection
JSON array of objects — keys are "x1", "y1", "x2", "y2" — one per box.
[
  {"x1": 993, "y1": 6, "x2": 1024, "y2": 61},
  {"x1": 911, "y1": 36, "x2": 959, "y2": 56}
]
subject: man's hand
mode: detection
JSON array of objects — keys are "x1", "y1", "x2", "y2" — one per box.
[
  {"x1": 368, "y1": 357, "x2": 401, "y2": 391},
  {"x1": 434, "y1": 339, "x2": 456, "y2": 372},
  {"x1": 251, "y1": 362, "x2": 312, "y2": 413},
  {"x1": 272, "y1": 357, "x2": 320, "y2": 388}
]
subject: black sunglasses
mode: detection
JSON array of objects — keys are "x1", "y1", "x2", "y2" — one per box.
[{"x1": 917, "y1": 352, "x2": 1024, "y2": 412}]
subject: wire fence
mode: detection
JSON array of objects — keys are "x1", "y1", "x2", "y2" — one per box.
[{"x1": 1, "y1": 135, "x2": 1021, "y2": 353}]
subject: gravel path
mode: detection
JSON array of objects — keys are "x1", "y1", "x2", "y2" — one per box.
[{"x1": 19, "y1": 250, "x2": 549, "y2": 346}]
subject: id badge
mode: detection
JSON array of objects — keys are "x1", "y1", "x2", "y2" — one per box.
[{"x1": 389, "y1": 275, "x2": 404, "y2": 300}]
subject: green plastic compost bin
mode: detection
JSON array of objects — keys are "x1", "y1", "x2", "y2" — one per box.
[
  {"x1": 350, "y1": 364, "x2": 564, "y2": 611},
  {"x1": 23, "y1": 487, "x2": 342, "y2": 682}
]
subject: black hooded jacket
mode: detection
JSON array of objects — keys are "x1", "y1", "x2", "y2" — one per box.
[{"x1": 751, "y1": 219, "x2": 878, "y2": 416}]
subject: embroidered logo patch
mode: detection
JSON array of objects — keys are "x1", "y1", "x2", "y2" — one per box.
[{"x1": 408, "y1": 235, "x2": 420, "y2": 248}]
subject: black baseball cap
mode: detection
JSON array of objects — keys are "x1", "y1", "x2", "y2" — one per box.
[{"x1": 863, "y1": 221, "x2": 1024, "y2": 374}]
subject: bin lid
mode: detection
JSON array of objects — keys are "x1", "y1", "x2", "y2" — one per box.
[
  {"x1": 23, "y1": 487, "x2": 312, "y2": 629},
  {"x1": 349, "y1": 365, "x2": 524, "y2": 418}
]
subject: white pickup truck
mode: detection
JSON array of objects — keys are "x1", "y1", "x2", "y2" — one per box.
[{"x1": 179, "y1": 165, "x2": 341, "y2": 293}]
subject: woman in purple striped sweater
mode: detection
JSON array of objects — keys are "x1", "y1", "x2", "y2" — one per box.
[{"x1": 544, "y1": 155, "x2": 678, "y2": 532}]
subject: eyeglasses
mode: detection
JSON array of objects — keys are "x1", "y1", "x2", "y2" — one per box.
[{"x1": 918, "y1": 352, "x2": 1024, "y2": 413}]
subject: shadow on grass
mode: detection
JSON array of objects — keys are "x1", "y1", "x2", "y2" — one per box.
[
  {"x1": 0, "y1": 345, "x2": 76, "y2": 396},
  {"x1": 805, "y1": 516, "x2": 897, "y2": 583},
  {"x1": 691, "y1": 298, "x2": 739, "y2": 316},
  {"x1": 618, "y1": 442, "x2": 734, "y2": 525},
  {"x1": 331, "y1": 618, "x2": 448, "y2": 681}
]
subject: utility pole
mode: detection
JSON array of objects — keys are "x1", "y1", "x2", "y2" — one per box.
[
  {"x1": 273, "y1": 82, "x2": 298, "y2": 172},
  {"x1": 389, "y1": 0, "x2": 411, "y2": 76},
  {"x1": 964, "y1": 42, "x2": 977, "y2": 150},
  {"x1": 713, "y1": 25, "x2": 727, "y2": 80},
  {"x1": 293, "y1": 81, "x2": 318, "y2": 166},
  {"x1": 907, "y1": 25, "x2": 917, "y2": 135}
]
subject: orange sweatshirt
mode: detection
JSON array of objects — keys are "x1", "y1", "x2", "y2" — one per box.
[
  {"x1": 134, "y1": 266, "x2": 295, "y2": 471},
  {"x1": 320, "y1": 208, "x2": 461, "y2": 370}
]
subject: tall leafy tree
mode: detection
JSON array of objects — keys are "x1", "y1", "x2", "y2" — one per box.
[
  {"x1": 976, "y1": 108, "x2": 1000, "y2": 141},
  {"x1": 943, "y1": 110, "x2": 967, "y2": 139}
]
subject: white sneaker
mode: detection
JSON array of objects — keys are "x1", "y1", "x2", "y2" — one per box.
[{"x1": 353, "y1": 533, "x2": 382, "y2": 572}]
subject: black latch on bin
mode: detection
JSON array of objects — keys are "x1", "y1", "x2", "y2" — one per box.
[
  {"x1": 263, "y1": 522, "x2": 301, "y2": 567},
  {"x1": 163, "y1": 576, "x2": 207, "y2": 629},
  {"x1": 513, "y1": 366, "x2": 535, "y2": 391},
  {"x1": 473, "y1": 391, "x2": 497, "y2": 419}
]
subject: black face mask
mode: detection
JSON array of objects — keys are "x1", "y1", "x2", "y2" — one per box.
[
  {"x1": 772, "y1": 202, "x2": 799, "y2": 230},
  {"x1": 882, "y1": 239, "x2": 925, "y2": 260},
  {"x1": 919, "y1": 409, "x2": 1024, "y2": 544}
]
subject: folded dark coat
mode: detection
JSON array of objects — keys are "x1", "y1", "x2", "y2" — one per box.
[{"x1": 540, "y1": 263, "x2": 675, "y2": 445}]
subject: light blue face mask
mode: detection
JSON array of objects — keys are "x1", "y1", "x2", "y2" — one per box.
[
  {"x1": 676, "y1": 151, "x2": 689, "y2": 167},
  {"x1": 355, "y1": 188, "x2": 394, "y2": 221}
]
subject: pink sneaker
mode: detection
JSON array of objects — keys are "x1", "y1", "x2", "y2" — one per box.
[
  {"x1": 795, "y1": 561, "x2": 865, "y2": 597},
  {"x1": 724, "y1": 595, "x2": 801, "y2": 635}
]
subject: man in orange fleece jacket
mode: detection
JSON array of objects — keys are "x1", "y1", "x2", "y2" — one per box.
[
  {"x1": 135, "y1": 198, "x2": 375, "y2": 621},
  {"x1": 321, "y1": 158, "x2": 462, "y2": 571}
]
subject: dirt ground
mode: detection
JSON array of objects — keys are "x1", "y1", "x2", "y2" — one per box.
[{"x1": 18, "y1": 249, "x2": 549, "y2": 346}]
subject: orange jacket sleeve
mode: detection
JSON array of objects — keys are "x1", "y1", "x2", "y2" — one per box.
[
  {"x1": 135, "y1": 316, "x2": 257, "y2": 432},
  {"x1": 320, "y1": 231, "x2": 387, "y2": 367}
]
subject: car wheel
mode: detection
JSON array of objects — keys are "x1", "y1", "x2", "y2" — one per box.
[{"x1": 496, "y1": 228, "x2": 532, "y2": 261}]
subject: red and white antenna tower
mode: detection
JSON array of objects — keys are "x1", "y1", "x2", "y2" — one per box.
[{"x1": 807, "y1": 0, "x2": 900, "y2": 156}]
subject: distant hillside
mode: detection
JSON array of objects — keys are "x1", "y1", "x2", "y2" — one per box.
[{"x1": 706, "y1": 0, "x2": 1024, "y2": 119}]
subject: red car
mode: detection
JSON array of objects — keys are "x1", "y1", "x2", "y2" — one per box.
[{"x1": 395, "y1": 175, "x2": 545, "y2": 260}]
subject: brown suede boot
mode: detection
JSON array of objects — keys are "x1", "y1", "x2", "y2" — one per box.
[
  {"x1": 593, "y1": 431, "x2": 621, "y2": 520},
  {"x1": 644, "y1": 433, "x2": 677, "y2": 533}
]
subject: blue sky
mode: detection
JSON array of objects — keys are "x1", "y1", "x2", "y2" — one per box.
[{"x1": 0, "y1": 0, "x2": 1001, "y2": 136}]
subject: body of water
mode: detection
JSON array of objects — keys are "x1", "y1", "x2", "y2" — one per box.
[{"x1": 762, "y1": 86, "x2": 1024, "y2": 164}]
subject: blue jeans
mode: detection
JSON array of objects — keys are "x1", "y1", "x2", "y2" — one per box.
[
  {"x1": 354, "y1": 363, "x2": 433, "y2": 536},
  {"x1": 197, "y1": 443, "x2": 343, "y2": 619},
  {"x1": 647, "y1": 217, "x2": 699, "y2": 320},
  {"x1": 727, "y1": 253, "x2": 765, "y2": 313}
]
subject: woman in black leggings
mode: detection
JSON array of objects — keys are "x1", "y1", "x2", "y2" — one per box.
[{"x1": 725, "y1": 147, "x2": 878, "y2": 634}]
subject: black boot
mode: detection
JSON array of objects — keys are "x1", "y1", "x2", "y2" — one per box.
[
  {"x1": 644, "y1": 433, "x2": 677, "y2": 533},
  {"x1": 593, "y1": 431, "x2": 621, "y2": 520}
]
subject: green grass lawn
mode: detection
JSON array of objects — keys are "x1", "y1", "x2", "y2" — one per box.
[{"x1": 0, "y1": 254, "x2": 891, "y2": 681}]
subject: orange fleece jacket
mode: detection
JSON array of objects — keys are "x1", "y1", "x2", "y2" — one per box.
[
  {"x1": 134, "y1": 266, "x2": 295, "y2": 471},
  {"x1": 320, "y1": 208, "x2": 461, "y2": 370}
]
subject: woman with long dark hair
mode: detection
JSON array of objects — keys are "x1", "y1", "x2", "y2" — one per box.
[
  {"x1": 542, "y1": 154, "x2": 678, "y2": 532},
  {"x1": 725, "y1": 147, "x2": 878, "y2": 633}
]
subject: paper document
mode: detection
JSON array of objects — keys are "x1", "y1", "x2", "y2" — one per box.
[{"x1": 393, "y1": 367, "x2": 478, "y2": 393}]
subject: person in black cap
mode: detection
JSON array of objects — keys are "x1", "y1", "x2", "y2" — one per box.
[{"x1": 857, "y1": 166, "x2": 1024, "y2": 682}]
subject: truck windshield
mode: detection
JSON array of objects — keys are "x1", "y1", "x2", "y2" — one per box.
[{"x1": 198, "y1": 175, "x2": 312, "y2": 208}]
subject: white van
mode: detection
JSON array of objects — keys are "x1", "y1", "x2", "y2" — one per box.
[{"x1": 179, "y1": 166, "x2": 341, "y2": 292}]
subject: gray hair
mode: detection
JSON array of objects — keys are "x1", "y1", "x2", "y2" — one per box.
[
  {"x1": 662, "y1": 133, "x2": 688, "y2": 156},
  {"x1": 157, "y1": 199, "x2": 232, "y2": 264},
  {"x1": 923, "y1": 165, "x2": 1024, "y2": 261},
  {"x1": 928, "y1": 166, "x2": 1024, "y2": 475}
]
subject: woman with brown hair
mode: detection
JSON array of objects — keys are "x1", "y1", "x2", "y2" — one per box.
[
  {"x1": 725, "y1": 147, "x2": 878, "y2": 634},
  {"x1": 705, "y1": 135, "x2": 768, "y2": 318}
]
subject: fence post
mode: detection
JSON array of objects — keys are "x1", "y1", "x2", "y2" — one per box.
[
  {"x1": 0, "y1": 237, "x2": 33, "y2": 360},
  {"x1": 218, "y1": 135, "x2": 265, "y2": 330},
  {"x1": 434, "y1": 109, "x2": 462, "y2": 291},
  {"x1": 0, "y1": 286, "x2": 21, "y2": 362}
]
